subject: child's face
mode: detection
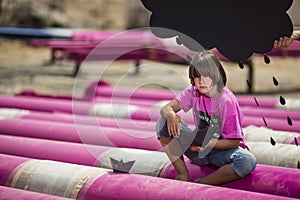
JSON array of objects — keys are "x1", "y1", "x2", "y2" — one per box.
[{"x1": 194, "y1": 75, "x2": 216, "y2": 97}]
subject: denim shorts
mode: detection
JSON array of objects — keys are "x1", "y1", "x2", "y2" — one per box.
[{"x1": 156, "y1": 117, "x2": 257, "y2": 177}]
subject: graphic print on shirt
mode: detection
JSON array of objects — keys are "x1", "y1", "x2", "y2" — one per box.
[{"x1": 192, "y1": 110, "x2": 222, "y2": 147}]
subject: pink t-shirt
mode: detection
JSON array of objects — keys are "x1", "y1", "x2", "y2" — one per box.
[{"x1": 175, "y1": 85, "x2": 247, "y2": 149}]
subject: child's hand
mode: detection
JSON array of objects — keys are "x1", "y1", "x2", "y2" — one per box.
[
  {"x1": 167, "y1": 114, "x2": 181, "y2": 138},
  {"x1": 273, "y1": 36, "x2": 292, "y2": 48},
  {"x1": 190, "y1": 144, "x2": 205, "y2": 152}
]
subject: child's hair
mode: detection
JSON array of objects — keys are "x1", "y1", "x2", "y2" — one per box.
[{"x1": 189, "y1": 51, "x2": 227, "y2": 92}]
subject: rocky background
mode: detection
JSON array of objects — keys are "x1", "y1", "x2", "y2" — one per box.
[{"x1": 0, "y1": 0, "x2": 150, "y2": 30}]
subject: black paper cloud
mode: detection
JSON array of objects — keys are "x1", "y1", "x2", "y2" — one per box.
[{"x1": 141, "y1": 0, "x2": 294, "y2": 61}]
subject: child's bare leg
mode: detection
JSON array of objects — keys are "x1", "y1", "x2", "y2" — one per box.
[
  {"x1": 195, "y1": 164, "x2": 241, "y2": 185},
  {"x1": 159, "y1": 137, "x2": 190, "y2": 181}
]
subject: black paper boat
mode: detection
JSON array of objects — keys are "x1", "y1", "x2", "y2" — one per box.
[{"x1": 110, "y1": 157, "x2": 135, "y2": 173}]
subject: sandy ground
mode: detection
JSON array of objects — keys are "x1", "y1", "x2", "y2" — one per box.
[{"x1": 1, "y1": 36, "x2": 300, "y2": 101}]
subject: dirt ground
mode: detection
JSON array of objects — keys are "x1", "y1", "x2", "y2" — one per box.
[{"x1": 1, "y1": 35, "x2": 300, "y2": 101}]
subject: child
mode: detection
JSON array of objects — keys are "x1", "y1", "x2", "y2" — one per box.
[{"x1": 156, "y1": 51, "x2": 256, "y2": 185}]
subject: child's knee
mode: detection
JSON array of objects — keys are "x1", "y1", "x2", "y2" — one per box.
[
  {"x1": 230, "y1": 152, "x2": 257, "y2": 177},
  {"x1": 156, "y1": 117, "x2": 170, "y2": 139}
]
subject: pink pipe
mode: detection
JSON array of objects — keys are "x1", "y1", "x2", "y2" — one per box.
[
  {"x1": 71, "y1": 30, "x2": 158, "y2": 41},
  {"x1": 2, "y1": 111, "x2": 299, "y2": 150},
  {"x1": 161, "y1": 161, "x2": 300, "y2": 199},
  {"x1": 130, "y1": 108, "x2": 300, "y2": 133},
  {"x1": 1, "y1": 94, "x2": 300, "y2": 132},
  {"x1": 0, "y1": 95, "x2": 90, "y2": 114},
  {"x1": 243, "y1": 115, "x2": 300, "y2": 133},
  {"x1": 60, "y1": 83, "x2": 300, "y2": 122},
  {"x1": 0, "y1": 153, "x2": 29, "y2": 186},
  {"x1": 0, "y1": 95, "x2": 159, "y2": 115},
  {"x1": 19, "y1": 90, "x2": 159, "y2": 107},
  {"x1": 92, "y1": 96, "x2": 160, "y2": 107},
  {"x1": 2, "y1": 119, "x2": 297, "y2": 164},
  {"x1": 1, "y1": 154, "x2": 291, "y2": 200},
  {"x1": 130, "y1": 109, "x2": 300, "y2": 133},
  {"x1": 86, "y1": 82, "x2": 253, "y2": 103},
  {"x1": 1, "y1": 95, "x2": 300, "y2": 133},
  {"x1": 20, "y1": 110, "x2": 156, "y2": 131},
  {"x1": 17, "y1": 91, "x2": 300, "y2": 121},
  {"x1": 87, "y1": 82, "x2": 298, "y2": 110},
  {"x1": 237, "y1": 95, "x2": 278, "y2": 108},
  {"x1": 6, "y1": 93, "x2": 300, "y2": 125},
  {"x1": 79, "y1": 172, "x2": 292, "y2": 200},
  {"x1": 1, "y1": 136, "x2": 299, "y2": 199},
  {"x1": 0, "y1": 135, "x2": 108, "y2": 166},
  {"x1": 0, "y1": 186, "x2": 70, "y2": 200},
  {"x1": 10, "y1": 89, "x2": 300, "y2": 122},
  {"x1": 0, "y1": 94, "x2": 170, "y2": 125},
  {"x1": 0, "y1": 95, "x2": 168, "y2": 122},
  {"x1": 0, "y1": 96, "x2": 159, "y2": 125},
  {"x1": 86, "y1": 83, "x2": 177, "y2": 101},
  {"x1": 5, "y1": 110, "x2": 300, "y2": 145},
  {"x1": 241, "y1": 106, "x2": 300, "y2": 120},
  {"x1": 0, "y1": 119, "x2": 161, "y2": 151}
]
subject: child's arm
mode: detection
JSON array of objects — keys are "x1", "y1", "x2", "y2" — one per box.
[
  {"x1": 160, "y1": 99, "x2": 182, "y2": 137},
  {"x1": 206, "y1": 139, "x2": 240, "y2": 150},
  {"x1": 190, "y1": 139, "x2": 240, "y2": 152}
]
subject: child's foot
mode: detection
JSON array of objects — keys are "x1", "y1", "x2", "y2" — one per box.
[
  {"x1": 175, "y1": 174, "x2": 190, "y2": 181},
  {"x1": 195, "y1": 178, "x2": 216, "y2": 185},
  {"x1": 194, "y1": 178, "x2": 203, "y2": 184}
]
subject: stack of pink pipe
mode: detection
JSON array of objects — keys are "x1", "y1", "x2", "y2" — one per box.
[
  {"x1": 1, "y1": 85, "x2": 300, "y2": 133},
  {"x1": 0, "y1": 117, "x2": 161, "y2": 151},
  {"x1": 1, "y1": 154, "x2": 294, "y2": 200},
  {"x1": 0, "y1": 111, "x2": 299, "y2": 198},
  {"x1": 0, "y1": 109, "x2": 299, "y2": 149},
  {"x1": 85, "y1": 82, "x2": 300, "y2": 129},
  {"x1": 86, "y1": 80, "x2": 300, "y2": 112},
  {"x1": 1, "y1": 137, "x2": 300, "y2": 199},
  {"x1": 1, "y1": 107, "x2": 299, "y2": 170},
  {"x1": 1, "y1": 82, "x2": 300, "y2": 199}
]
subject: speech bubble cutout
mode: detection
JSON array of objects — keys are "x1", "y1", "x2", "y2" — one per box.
[{"x1": 141, "y1": 0, "x2": 293, "y2": 61}]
